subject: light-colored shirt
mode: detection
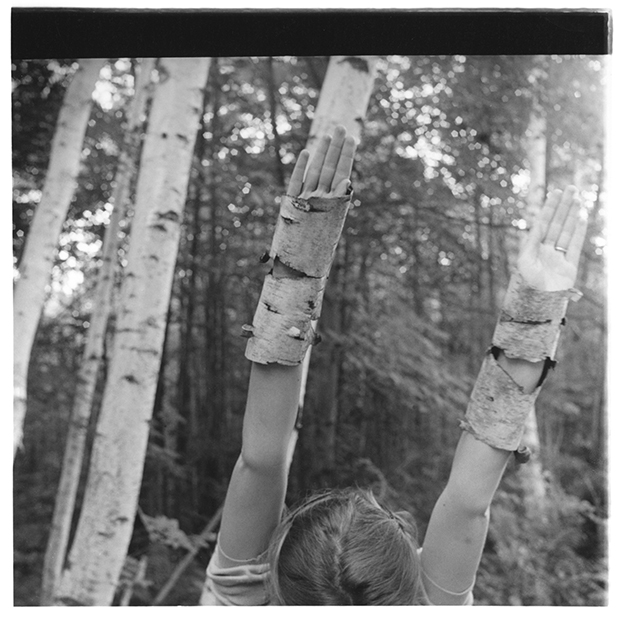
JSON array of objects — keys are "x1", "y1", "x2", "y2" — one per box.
[{"x1": 201, "y1": 544, "x2": 474, "y2": 606}]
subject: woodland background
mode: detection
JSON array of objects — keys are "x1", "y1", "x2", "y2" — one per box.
[{"x1": 12, "y1": 55, "x2": 607, "y2": 605}]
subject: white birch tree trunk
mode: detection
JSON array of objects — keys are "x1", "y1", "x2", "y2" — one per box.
[
  {"x1": 53, "y1": 57, "x2": 210, "y2": 606},
  {"x1": 519, "y1": 101, "x2": 549, "y2": 513},
  {"x1": 524, "y1": 106, "x2": 547, "y2": 225},
  {"x1": 292, "y1": 56, "x2": 378, "y2": 458},
  {"x1": 13, "y1": 58, "x2": 106, "y2": 458},
  {"x1": 40, "y1": 58, "x2": 156, "y2": 607},
  {"x1": 306, "y1": 56, "x2": 378, "y2": 155},
  {"x1": 205, "y1": 58, "x2": 378, "y2": 606}
]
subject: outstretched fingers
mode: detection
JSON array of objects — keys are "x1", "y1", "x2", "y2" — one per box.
[
  {"x1": 523, "y1": 184, "x2": 588, "y2": 274},
  {"x1": 566, "y1": 207, "x2": 589, "y2": 268},
  {"x1": 525, "y1": 189, "x2": 560, "y2": 247},
  {"x1": 287, "y1": 126, "x2": 356, "y2": 199},
  {"x1": 317, "y1": 125, "x2": 346, "y2": 192},
  {"x1": 553, "y1": 190, "x2": 581, "y2": 252},
  {"x1": 302, "y1": 135, "x2": 332, "y2": 194},
  {"x1": 287, "y1": 149, "x2": 310, "y2": 197},
  {"x1": 543, "y1": 185, "x2": 578, "y2": 249},
  {"x1": 331, "y1": 135, "x2": 357, "y2": 195}
]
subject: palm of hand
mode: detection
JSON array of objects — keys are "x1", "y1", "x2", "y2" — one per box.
[
  {"x1": 518, "y1": 244, "x2": 578, "y2": 292},
  {"x1": 517, "y1": 186, "x2": 587, "y2": 293},
  {"x1": 287, "y1": 125, "x2": 357, "y2": 200}
]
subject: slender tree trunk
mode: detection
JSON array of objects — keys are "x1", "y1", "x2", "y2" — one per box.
[
  {"x1": 524, "y1": 105, "x2": 547, "y2": 225},
  {"x1": 304, "y1": 56, "x2": 378, "y2": 154},
  {"x1": 156, "y1": 506, "x2": 223, "y2": 606},
  {"x1": 519, "y1": 101, "x2": 550, "y2": 512},
  {"x1": 410, "y1": 204, "x2": 424, "y2": 316},
  {"x1": 487, "y1": 200, "x2": 496, "y2": 312},
  {"x1": 13, "y1": 58, "x2": 106, "y2": 458},
  {"x1": 311, "y1": 243, "x2": 346, "y2": 477},
  {"x1": 173, "y1": 81, "x2": 209, "y2": 517},
  {"x1": 53, "y1": 58, "x2": 210, "y2": 606},
  {"x1": 200, "y1": 58, "x2": 230, "y2": 487},
  {"x1": 40, "y1": 58, "x2": 155, "y2": 607},
  {"x1": 161, "y1": 315, "x2": 182, "y2": 517},
  {"x1": 265, "y1": 57, "x2": 286, "y2": 189},
  {"x1": 296, "y1": 56, "x2": 378, "y2": 480},
  {"x1": 581, "y1": 174, "x2": 606, "y2": 466},
  {"x1": 472, "y1": 185, "x2": 486, "y2": 362}
]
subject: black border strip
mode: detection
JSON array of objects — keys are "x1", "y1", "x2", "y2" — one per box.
[{"x1": 11, "y1": 9, "x2": 611, "y2": 59}]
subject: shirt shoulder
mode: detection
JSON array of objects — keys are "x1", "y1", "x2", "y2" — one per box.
[
  {"x1": 201, "y1": 544, "x2": 271, "y2": 606},
  {"x1": 418, "y1": 548, "x2": 475, "y2": 606}
]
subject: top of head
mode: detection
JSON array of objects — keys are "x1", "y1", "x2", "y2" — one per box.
[{"x1": 267, "y1": 488, "x2": 423, "y2": 605}]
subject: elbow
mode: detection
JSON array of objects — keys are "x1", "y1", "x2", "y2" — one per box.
[
  {"x1": 456, "y1": 499, "x2": 491, "y2": 522},
  {"x1": 238, "y1": 445, "x2": 287, "y2": 475},
  {"x1": 442, "y1": 485, "x2": 493, "y2": 521},
  {"x1": 473, "y1": 504, "x2": 491, "y2": 522}
]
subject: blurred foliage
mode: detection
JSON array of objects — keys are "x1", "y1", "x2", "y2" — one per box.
[
  {"x1": 478, "y1": 481, "x2": 607, "y2": 605},
  {"x1": 13, "y1": 54, "x2": 607, "y2": 605}
]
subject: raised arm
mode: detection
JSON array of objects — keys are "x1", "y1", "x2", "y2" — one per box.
[
  {"x1": 421, "y1": 186, "x2": 588, "y2": 604},
  {"x1": 216, "y1": 127, "x2": 357, "y2": 564}
]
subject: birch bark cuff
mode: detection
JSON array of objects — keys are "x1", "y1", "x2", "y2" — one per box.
[
  {"x1": 244, "y1": 194, "x2": 351, "y2": 365},
  {"x1": 493, "y1": 271, "x2": 581, "y2": 362},
  {"x1": 460, "y1": 352, "x2": 540, "y2": 451},
  {"x1": 461, "y1": 272, "x2": 582, "y2": 452}
]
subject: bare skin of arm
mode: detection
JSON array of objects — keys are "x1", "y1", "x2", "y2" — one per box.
[
  {"x1": 217, "y1": 127, "x2": 357, "y2": 564},
  {"x1": 421, "y1": 186, "x2": 588, "y2": 604}
]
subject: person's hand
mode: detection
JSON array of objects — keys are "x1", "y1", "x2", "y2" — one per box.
[
  {"x1": 517, "y1": 186, "x2": 588, "y2": 292},
  {"x1": 287, "y1": 125, "x2": 357, "y2": 199}
]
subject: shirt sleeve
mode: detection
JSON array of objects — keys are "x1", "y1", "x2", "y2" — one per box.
[
  {"x1": 418, "y1": 548, "x2": 474, "y2": 606},
  {"x1": 200, "y1": 544, "x2": 271, "y2": 606},
  {"x1": 201, "y1": 544, "x2": 473, "y2": 606}
]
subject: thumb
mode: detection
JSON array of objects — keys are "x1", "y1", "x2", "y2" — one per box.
[{"x1": 333, "y1": 178, "x2": 352, "y2": 197}]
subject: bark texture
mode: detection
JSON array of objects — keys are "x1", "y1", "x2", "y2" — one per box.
[
  {"x1": 270, "y1": 195, "x2": 352, "y2": 277},
  {"x1": 525, "y1": 107, "x2": 547, "y2": 225},
  {"x1": 13, "y1": 58, "x2": 106, "y2": 458},
  {"x1": 461, "y1": 352, "x2": 540, "y2": 451},
  {"x1": 305, "y1": 55, "x2": 378, "y2": 155},
  {"x1": 40, "y1": 58, "x2": 155, "y2": 606},
  {"x1": 495, "y1": 272, "x2": 579, "y2": 362},
  {"x1": 518, "y1": 88, "x2": 562, "y2": 512},
  {"x1": 53, "y1": 57, "x2": 210, "y2": 606},
  {"x1": 297, "y1": 56, "x2": 378, "y2": 475},
  {"x1": 245, "y1": 195, "x2": 351, "y2": 367}
]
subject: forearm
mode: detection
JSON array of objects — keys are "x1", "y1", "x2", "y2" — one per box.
[
  {"x1": 422, "y1": 352, "x2": 544, "y2": 603},
  {"x1": 423, "y1": 186, "x2": 585, "y2": 604},
  {"x1": 218, "y1": 362, "x2": 302, "y2": 562},
  {"x1": 422, "y1": 431, "x2": 509, "y2": 601},
  {"x1": 241, "y1": 362, "x2": 302, "y2": 468},
  {"x1": 441, "y1": 351, "x2": 543, "y2": 507},
  {"x1": 215, "y1": 128, "x2": 355, "y2": 564}
]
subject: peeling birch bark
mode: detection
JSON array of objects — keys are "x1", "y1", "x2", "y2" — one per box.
[
  {"x1": 245, "y1": 274, "x2": 325, "y2": 365},
  {"x1": 269, "y1": 195, "x2": 351, "y2": 277},
  {"x1": 461, "y1": 352, "x2": 540, "y2": 451},
  {"x1": 463, "y1": 272, "x2": 582, "y2": 453},
  {"x1": 493, "y1": 271, "x2": 581, "y2": 362},
  {"x1": 245, "y1": 195, "x2": 351, "y2": 365}
]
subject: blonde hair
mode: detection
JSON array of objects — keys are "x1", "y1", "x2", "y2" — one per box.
[{"x1": 267, "y1": 488, "x2": 424, "y2": 605}]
